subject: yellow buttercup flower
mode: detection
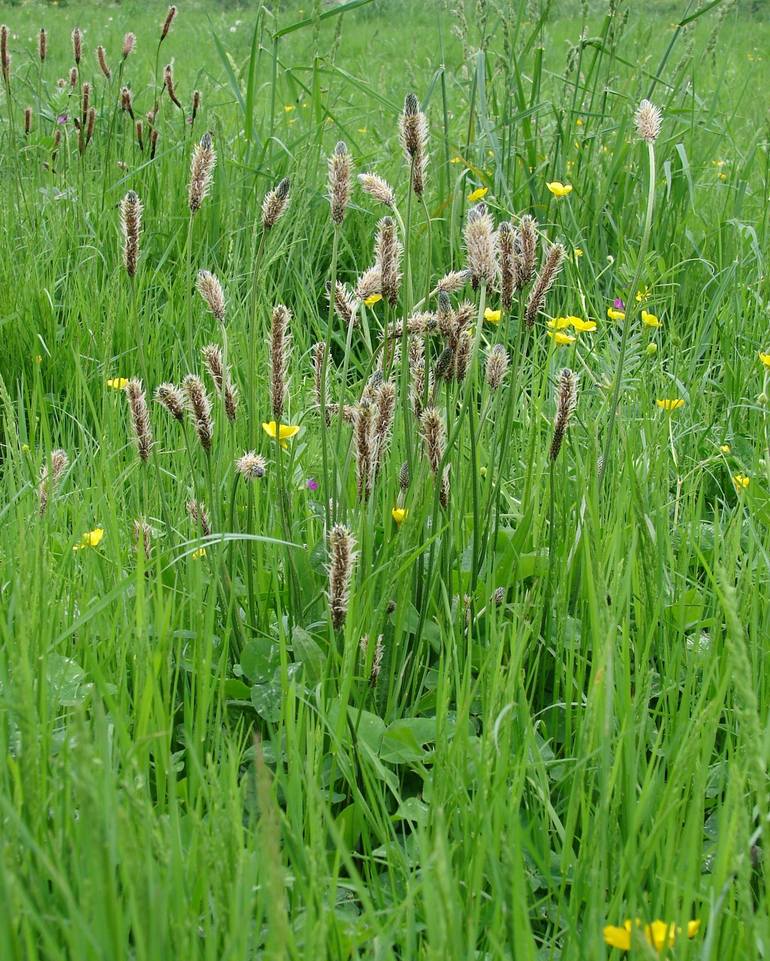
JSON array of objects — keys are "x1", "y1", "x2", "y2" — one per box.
[
  {"x1": 283, "y1": 104, "x2": 295, "y2": 113},
  {"x1": 450, "y1": 155, "x2": 463, "y2": 165},
  {"x1": 607, "y1": 307, "x2": 625, "y2": 321},
  {"x1": 484, "y1": 308, "x2": 502, "y2": 324},
  {"x1": 262, "y1": 421, "x2": 301, "y2": 450},
  {"x1": 468, "y1": 186, "x2": 488, "y2": 202},
  {"x1": 73, "y1": 528, "x2": 105, "y2": 551},
  {"x1": 547, "y1": 316, "x2": 572, "y2": 330},
  {"x1": 641, "y1": 310, "x2": 661, "y2": 328},
  {"x1": 568, "y1": 316, "x2": 596, "y2": 332},
  {"x1": 719, "y1": 444, "x2": 731, "y2": 453},
  {"x1": 548, "y1": 331, "x2": 576, "y2": 346},
  {"x1": 758, "y1": 352, "x2": 770, "y2": 367},
  {"x1": 191, "y1": 547, "x2": 207, "y2": 559},
  {"x1": 573, "y1": 247, "x2": 583, "y2": 258},
  {"x1": 546, "y1": 181, "x2": 572, "y2": 198},
  {"x1": 106, "y1": 377, "x2": 129, "y2": 389},
  {"x1": 656, "y1": 399, "x2": 685, "y2": 411},
  {"x1": 391, "y1": 507, "x2": 408, "y2": 525},
  {"x1": 603, "y1": 919, "x2": 700, "y2": 953},
  {"x1": 734, "y1": 473, "x2": 750, "y2": 489},
  {"x1": 636, "y1": 286, "x2": 651, "y2": 303},
  {"x1": 364, "y1": 293, "x2": 383, "y2": 306}
]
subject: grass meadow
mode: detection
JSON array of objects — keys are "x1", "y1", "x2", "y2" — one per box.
[{"x1": 2, "y1": 0, "x2": 770, "y2": 957}]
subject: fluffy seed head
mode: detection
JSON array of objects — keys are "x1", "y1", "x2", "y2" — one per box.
[
  {"x1": 224, "y1": 381, "x2": 238, "y2": 423},
  {"x1": 435, "y1": 270, "x2": 471, "y2": 295},
  {"x1": 119, "y1": 190, "x2": 142, "y2": 278},
  {"x1": 188, "y1": 132, "x2": 215, "y2": 213},
  {"x1": 486, "y1": 344, "x2": 509, "y2": 391},
  {"x1": 97, "y1": 45, "x2": 111, "y2": 79},
  {"x1": 186, "y1": 499, "x2": 211, "y2": 537},
  {"x1": 182, "y1": 374, "x2": 214, "y2": 453},
  {"x1": 69, "y1": 66, "x2": 77, "y2": 87},
  {"x1": 328, "y1": 140, "x2": 352, "y2": 225},
  {"x1": 164, "y1": 62, "x2": 182, "y2": 109},
  {"x1": 409, "y1": 336, "x2": 426, "y2": 418},
  {"x1": 132, "y1": 519, "x2": 153, "y2": 559},
  {"x1": 330, "y1": 280, "x2": 359, "y2": 328},
  {"x1": 355, "y1": 265, "x2": 382, "y2": 302},
  {"x1": 154, "y1": 383, "x2": 185, "y2": 422},
  {"x1": 196, "y1": 270, "x2": 225, "y2": 323},
  {"x1": 235, "y1": 451, "x2": 267, "y2": 480},
  {"x1": 38, "y1": 448, "x2": 69, "y2": 515},
  {"x1": 269, "y1": 305, "x2": 292, "y2": 420},
  {"x1": 120, "y1": 86, "x2": 134, "y2": 119},
  {"x1": 358, "y1": 172, "x2": 394, "y2": 207},
  {"x1": 399, "y1": 93, "x2": 429, "y2": 195},
  {"x1": 421, "y1": 406, "x2": 445, "y2": 475},
  {"x1": 375, "y1": 216, "x2": 402, "y2": 307},
  {"x1": 125, "y1": 379, "x2": 153, "y2": 462},
  {"x1": 464, "y1": 203, "x2": 497, "y2": 289},
  {"x1": 371, "y1": 381, "x2": 397, "y2": 483},
  {"x1": 515, "y1": 215, "x2": 538, "y2": 290},
  {"x1": 328, "y1": 524, "x2": 356, "y2": 631},
  {"x1": 191, "y1": 89, "x2": 201, "y2": 121},
  {"x1": 261, "y1": 177, "x2": 291, "y2": 229},
  {"x1": 549, "y1": 368, "x2": 578, "y2": 462},
  {"x1": 201, "y1": 344, "x2": 226, "y2": 394},
  {"x1": 525, "y1": 242, "x2": 566, "y2": 328},
  {"x1": 369, "y1": 634, "x2": 384, "y2": 687},
  {"x1": 122, "y1": 32, "x2": 136, "y2": 59},
  {"x1": 354, "y1": 401, "x2": 373, "y2": 500},
  {"x1": 635, "y1": 98, "x2": 662, "y2": 144}
]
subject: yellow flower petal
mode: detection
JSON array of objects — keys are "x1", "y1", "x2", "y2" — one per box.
[
  {"x1": 547, "y1": 316, "x2": 572, "y2": 330},
  {"x1": 603, "y1": 925, "x2": 631, "y2": 951},
  {"x1": 546, "y1": 181, "x2": 573, "y2": 198},
  {"x1": 568, "y1": 316, "x2": 596, "y2": 332},
  {"x1": 607, "y1": 308, "x2": 625, "y2": 321},
  {"x1": 548, "y1": 331, "x2": 576, "y2": 346},
  {"x1": 484, "y1": 308, "x2": 502, "y2": 323},
  {"x1": 468, "y1": 186, "x2": 488, "y2": 202},
  {"x1": 687, "y1": 920, "x2": 701, "y2": 938},
  {"x1": 106, "y1": 377, "x2": 129, "y2": 389},
  {"x1": 734, "y1": 473, "x2": 750, "y2": 489},
  {"x1": 391, "y1": 507, "x2": 408, "y2": 525},
  {"x1": 364, "y1": 293, "x2": 383, "y2": 306},
  {"x1": 720, "y1": 444, "x2": 731, "y2": 453},
  {"x1": 283, "y1": 104, "x2": 295, "y2": 113},
  {"x1": 646, "y1": 921, "x2": 676, "y2": 952},
  {"x1": 656, "y1": 398, "x2": 685, "y2": 411},
  {"x1": 450, "y1": 155, "x2": 463, "y2": 164},
  {"x1": 641, "y1": 310, "x2": 661, "y2": 328},
  {"x1": 262, "y1": 421, "x2": 300, "y2": 441},
  {"x1": 573, "y1": 247, "x2": 583, "y2": 257},
  {"x1": 759, "y1": 352, "x2": 770, "y2": 367},
  {"x1": 636, "y1": 286, "x2": 650, "y2": 303},
  {"x1": 191, "y1": 547, "x2": 207, "y2": 559},
  {"x1": 73, "y1": 528, "x2": 104, "y2": 551}
]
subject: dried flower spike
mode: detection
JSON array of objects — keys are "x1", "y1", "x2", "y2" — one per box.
[
  {"x1": 24, "y1": 107, "x2": 32, "y2": 136},
  {"x1": 375, "y1": 217, "x2": 402, "y2": 307},
  {"x1": 329, "y1": 281, "x2": 359, "y2": 329},
  {"x1": 1, "y1": 25, "x2": 10, "y2": 85},
  {"x1": 120, "y1": 86, "x2": 134, "y2": 120},
  {"x1": 125, "y1": 379, "x2": 153, "y2": 462},
  {"x1": 191, "y1": 89, "x2": 201, "y2": 123},
  {"x1": 549, "y1": 368, "x2": 578, "y2": 462},
  {"x1": 182, "y1": 374, "x2": 214, "y2": 453},
  {"x1": 399, "y1": 93, "x2": 429, "y2": 196},
  {"x1": 97, "y1": 45, "x2": 111, "y2": 80},
  {"x1": 188, "y1": 131, "x2": 216, "y2": 213},
  {"x1": 38, "y1": 28, "x2": 47, "y2": 63},
  {"x1": 160, "y1": 6, "x2": 177, "y2": 42},
  {"x1": 155, "y1": 383, "x2": 185, "y2": 422},
  {"x1": 515, "y1": 215, "x2": 538, "y2": 291},
  {"x1": 328, "y1": 140, "x2": 352, "y2": 225},
  {"x1": 635, "y1": 99, "x2": 662, "y2": 144},
  {"x1": 186, "y1": 499, "x2": 211, "y2": 537},
  {"x1": 120, "y1": 190, "x2": 142, "y2": 278},
  {"x1": 328, "y1": 524, "x2": 356, "y2": 631},
  {"x1": 122, "y1": 33, "x2": 136, "y2": 59},
  {"x1": 71, "y1": 27, "x2": 82, "y2": 65},
  {"x1": 486, "y1": 344, "x2": 509, "y2": 391},
  {"x1": 164, "y1": 63, "x2": 182, "y2": 109},
  {"x1": 464, "y1": 203, "x2": 497, "y2": 289},
  {"x1": 132, "y1": 519, "x2": 153, "y2": 559}
]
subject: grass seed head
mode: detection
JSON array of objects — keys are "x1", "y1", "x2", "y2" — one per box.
[
  {"x1": 132, "y1": 519, "x2": 153, "y2": 559},
  {"x1": 328, "y1": 523, "x2": 356, "y2": 631},
  {"x1": 355, "y1": 265, "x2": 382, "y2": 302},
  {"x1": 182, "y1": 374, "x2": 213, "y2": 453},
  {"x1": 120, "y1": 86, "x2": 134, "y2": 119},
  {"x1": 71, "y1": 26, "x2": 82, "y2": 65},
  {"x1": 188, "y1": 132, "x2": 215, "y2": 213},
  {"x1": 525, "y1": 241, "x2": 565, "y2": 328},
  {"x1": 375, "y1": 216, "x2": 402, "y2": 307},
  {"x1": 154, "y1": 383, "x2": 185, "y2": 422},
  {"x1": 464, "y1": 203, "x2": 497, "y2": 289},
  {"x1": 186, "y1": 499, "x2": 211, "y2": 537},
  {"x1": 261, "y1": 176, "x2": 291, "y2": 229},
  {"x1": 161, "y1": 5, "x2": 177, "y2": 42},
  {"x1": 269, "y1": 305, "x2": 292, "y2": 420},
  {"x1": 358, "y1": 172, "x2": 395, "y2": 207},
  {"x1": 38, "y1": 28, "x2": 47, "y2": 63},
  {"x1": 399, "y1": 92, "x2": 429, "y2": 196},
  {"x1": 120, "y1": 190, "x2": 142, "y2": 278},
  {"x1": 97, "y1": 45, "x2": 111, "y2": 79},
  {"x1": 125, "y1": 379, "x2": 153, "y2": 462},
  {"x1": 549, "y1": 367, "x2": 578, "y2": 462},
  {"x1": 122, "y1": 32, "x2": 136, "y2": 59},
  {"x1": 328, "y1": 140, "x2": 352, "y2": 225},
  {"x1": 196, "y1": 270, "x2": 225, "y2": 323},
  {"x1": 486, "y1": 343, "x2": 509, "y2": 391},
  {"x1": 498, "y1": 221, "x2": 515, "y2": 310},
  {"x1": 24, "y1": 106, "x2": 32, "y2": 135},
  {"x1": 38, "y1": 448, "x2": 69, "y2": 515},
  {"x1": 164, "y1": 63, "x2": 182, "y2": 109},
  {"x1": 515, "y1": 215, "x2": 538, "y2": 290},
  {"x1": 329, "y1": 280, "x2": 359, "y2": 328},
  {"x1": 635, "y1": 98, "x2": 662, "y2": 143},
  {"x1": 235, "y1": 451, "x2": 267, "y2": 480}
]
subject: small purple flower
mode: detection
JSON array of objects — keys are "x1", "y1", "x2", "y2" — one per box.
[
  {"x1": 613, "y1": 297, "x2": 625, "y2": 310},
  {"x1": 56, "y1": 113, "x2": 68, "y2": 125},
  {"x1": 306, "y1": 478, "x2": 319, "y2": 492}
]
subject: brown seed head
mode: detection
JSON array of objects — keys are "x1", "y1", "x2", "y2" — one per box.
[
  {"x1": 38, "y1": 448, "x2": 69, "y2": 515},
  {"x1": 38, "y1": 28, "x2": 47, "y2": 63},
  {"x1": 85, "y1": 105, "x2": 95, "y2": 146},
  {"x1": 0, "y1": 25, "x2": 9, "y2": 85},
  {"x1": 549, "y1": 367, "x2": 578, "y2": 462},
  {"x1": 269, "y1": 304, "x2": 291, "y2": 420},
  {"x1": 525, "y1": 242, "x2": 566, "y2": 328},
  {"x1": 97, "y1": 45, "x2": 111, "y2": 79},
  {"x1": 409, "y1": 336, "x2": 426, "y2": 418},
  {"x1": 71, "y1": 27, "x2": 82, "y2": 65},
  {"x1": 328, "y1": 140, "x2": 352, "y2": 225},
  {"x1": 24, "y1": 106, "x2": 32, "y2": 135},
  {"x1": 261, "y1": 176, "x2": 291, "y2": 229},
  {"x1": 421, "y1": 406, "x2": 445, "y2": 475},
  {"x1": 132, "y1": 519, "x2": 153, "y2": 559},
  {"x1": 119, "y1": 190, "x2": 142, "y2": 278},
  {"x1": 201, "y1": 344, "x2": 226, "y2": 393},
  {"x1": 399, "y1": 93, "x2": 429, "y2": 196},
  {"x1": 329, "y1": 280, "x2": 359, "y2": 328},
  {"x1": 435, "y1": 270, "x2": 471, "y2": 295},
  {"x1": 328, "y1": 524, "x2": 356, "y2": 631},
  {"x1": 358, "y1": 172, "x2": 394, "y2": 208},
  {"x1": 150, "y1": 127, "x2": 159, "y2": 159},
  {"x1": 135, "y1": 120, "x2": 144, "y2": 151},
  {"x1": 515, "y1": 215, "x2": 538, "y2": 290},
  {"x1": 371, "y1": 381, "x2": 397, "y2": 483},
  {"x1": 161, "y1": 5, "x2": 177, "y2": 42},
  {"x1": 486, "y1": 344, "x2": 509, "y2": 391},
  {"x1": 354, "y1": 401, "x2": 373, "y2": 500},
  {"x1": 375, "y1": 216, "x2": 402, "y2": 307},
  {"x1": 399, "y1": 460, "x2": 410, "y2": 491},
  {"x1": 634, "y1": 98, "x2": 662, "y2": 144},
  {"x1": 122, "y1": 32, "x2": 136, "y2": 59},
  {"x1": 124, "y1": 379, "x2": 153, "y2": 462},
  {"x1": 120, "y1": 86, "x2": 134, "y2": 119},
  {"x1": 186, "y1": 499, "x2": 211, "y2": 537},
  {"x1": 154, "y1": 382, "x2": 185, "y2": 422},
  {"x1": 196, "y1": 270, "x2": 225, "y2": 323},
  {"x1": 188, "y1": 131, "x2": 216, "y2": 213},
  {"x1": 182, "y1": 374, "x2": 214, "y2": 453},
  {"x1": 164, "y1": 62, "x2": 182, "y2": 109},
  {"x1": 355, "y1": 265, "x2": 382, "y2": 303},
  {"x1": 454, "y1": 331, "x2": 472, "y2": 382},
  {"x1": 191, "y1": 89, "x2": 201, "y2": 122}
]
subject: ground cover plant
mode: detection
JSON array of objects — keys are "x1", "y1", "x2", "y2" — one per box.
[{"x1": 1, "y1": 0, "x2": 770, "y2": 957}]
